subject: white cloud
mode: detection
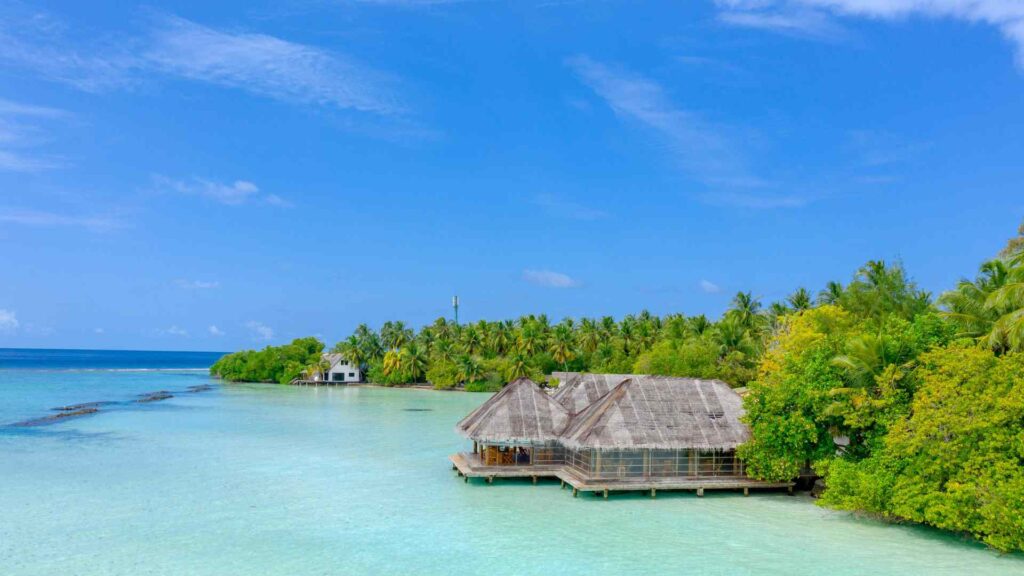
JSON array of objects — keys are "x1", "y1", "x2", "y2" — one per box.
[
  {"x1": 0, "y1": 208, "x2": 124, "y2": 231},
  {"x1": 208, "y1": 325, "x2": 225, "y2": 337},
  {"x1": 94, "y1": 327, "x2": 104, "y2": 334},
  {"x1": 523, "y1": 269, "x2": 580, "y2": 288},
  {"x1": 0, "y1": 309, "x2": 18, "y2": 333},
  {"x1": 245, "y1": 320, "x2": 274, "y2": 341},
  {"x1": 716, "y1": 1, "x2": 1024, "y2": 67},
  {"x1": 533, "y1": 194, "x2": 607, "y2": 221},
  {"x1": 0, "y1": 12, "x2": 403, "y2": 112},
  {"x1": 567, "y1": 55, "x2": 747, "y2": 187},
  {"x1": 153, "y1": 175, "x2": 289, "y2": 207},
  {"x1": 700, "y1": 279, "x2": 722, "y2": 293},
  {"x1": 164, "y1": 325, "x2": 189, "y2": 337},
  {"x1": 176, "y1": 279, "x2": 220, "y2": 290}
]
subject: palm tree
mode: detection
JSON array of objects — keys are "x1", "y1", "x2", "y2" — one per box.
[
  {"x1": 399, "y1": 343, "x2": 428, "y2": 382},
  {"x1": 818, "y1": 281, "x2": 844, "y2": 305},
  {"x1": 688, "y1": 314, "x2": 712, "y2": 337},
  {"x1": 335, "y1": 335, "x2": 365, "y2": 371},
  {"x1": 549, "y1": 325, "x2": 576, "y2": 369},
  {"x1": 576, "y1": 318, "x2": 601, "y2": 355},
  {"x1": 506, "y1": 352, "x2": 530, "y2": 381},
  {"x1": 730, "y1": 291, "x2": 762, "y2": 329},
  {"x1": 599, "y1": 316, "x2": 618, "y2": 338},
  {"x1": 457, "y1": 354, "x2": 485, "y2": 384},
  {"x1": 787, "y1": 287, "x2": 812, "y2": 311},
  {"x1": 382, "y1": 349, "x2": 402, "y2": 378},
  {"x1": 432, "y1": 338, "x2": 456, "y2": 364},
  {"x1": 517, "y1": 323, "x2": 543, "y2": 356},
  {"x1": 460, "y1": 324, "x2": 483, "y2": 355},
  {"x1": 941, "y1": 257, "x2": 1024, "y2": 354},
  {"x1": 829, "y1": 333, "x2": 896, "y2": 389},
  {"x1": 713, "y1": 315, "x2": 756, "y2": 358}
]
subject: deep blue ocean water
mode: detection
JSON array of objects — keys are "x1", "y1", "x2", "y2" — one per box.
[
  {"x1": 1, "y1": 348, "x2": 1021, "y2": 575},
  {"x1": 0, "y1": 347, "x2": 224, "y2": 370}
]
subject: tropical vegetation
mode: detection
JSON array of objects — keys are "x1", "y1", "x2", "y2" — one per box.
[{"x1": 210, "y1": 219, "x2": 1024, "y2": 551}]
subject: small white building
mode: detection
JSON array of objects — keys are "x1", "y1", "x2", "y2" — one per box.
[{"x1": 318, "y1": 353, "x2": 361, "y2": 383}]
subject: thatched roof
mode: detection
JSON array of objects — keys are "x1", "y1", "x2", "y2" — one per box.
[
  {"x1": 559, "y1": 376, "x2": 749, "y2": 451},
  {"x1": 551, "y1": 372, "x2": 632, "y2": 414},
  {"x1": 455, "y1": 378, "x2": 570, "y2": 445}
]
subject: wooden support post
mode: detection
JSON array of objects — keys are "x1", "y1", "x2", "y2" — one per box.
[
  {"x1": 487, "y1": 476, "x2": 493, "y2": 484},
  {"x1": 650, "y1": 488, "x2": 656, "y2": 499},
  {"x1": 464, "y1": 475, "x2": 468, "y2": 483},
  {"x1": 743, "y1": 487, "x2": 749, "y2": 497},
  {"x1": 788, "y1": 485, "x2": 794, "y2": 495},
  {"x1": 603, "y1": 489, "x2": 608, "y2": 500},
  {"x1": 697, "y1": 487, "x2": 704, "y2": 497},
  {"x1": 560, "y1": 480, "x2": 565, "y2": 489},
  {"x1": 532, "y1": 476, "x2": 537, "y2": 485},
  {"x1": 572, "y1": 488, "x2": 578, "y2": 498}
]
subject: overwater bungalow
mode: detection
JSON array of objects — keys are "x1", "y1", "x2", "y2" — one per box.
[
  {"x1": 452, "y1": 378, "x2": 570, "y2": 481},
  {"x1": 450, "y1": 374, "x2": 793, "y2": 497}
]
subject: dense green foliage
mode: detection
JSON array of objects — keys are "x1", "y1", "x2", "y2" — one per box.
[
  {"x1": 329, "y1": 295, "x2": 780, "y2": 390},
  {"x1": 210, "y1": 337, "x2": 325, "y2": 384},
  {"x1": 740, "y1": 223, "x2": 1024, "y2": 552},
  {"x1": 819, "y1": 347, "x2": 1024, "y2": 552}
]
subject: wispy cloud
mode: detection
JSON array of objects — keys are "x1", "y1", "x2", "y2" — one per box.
[
  {"x1": 0, "y1": 208, "x2": 124, "y2": 231},
  {"x1": 0, "y1": 98, "x2": 68, "y2": 172},
  {"x1": 567, "y1": 55, "x2": 807, "y2": 209},
  {"x1": 245, "y1": 320, "x2": 275, "y2": 341},
  {"x1": 0, "y1": 9, "x2": 135, "y2": 92},
  {"x1": 0, "y1": 309, "x2": 18, "y2": 334},
  {"x1": 153, "y1": 175, "x2": 290, "y2": 207},
  {"x1": 523, "y1": 269, "x2": 580, "y2": 288},
  {"x1": 716, "y1": 1, "x2": 1024, "y2": 67},
  {"x1": 698, "y1": 191, "x2": 809, "y2": 209},
  {"x1": 700, "y1": 279, "x2": 722, "y2": 294},
  {"x1": 144, "y1": 15, "x2": 401, "y2": 114},
  {"x1": 532, "y1": 193, "x2": 607, "y2": 221},
  {"x1": 847, "y1": 129, "x2": 931, "y2": 167},
  {"x1": 94, "y1": 327, "x2": 104, "y2": 334},
  {"x1": 176, "y1": 279, "x2": 220, "y2": 290},
  {"x1": 567, "y1": 55, "x2": 746, "y2": 187},
  {"x1": 0, "y1": 11, "x2": 403, "y2": 113},
  {"x1": 208, "y1": 325, "x2": 225, "y2": 337},
  {"x1": 716, "y1": 6, "x2": 845, "y2": 39}
]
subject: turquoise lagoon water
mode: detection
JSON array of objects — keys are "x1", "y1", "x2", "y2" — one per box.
[{"x1": 1, "y1": 352, "x2": 1022, "y2": 575}]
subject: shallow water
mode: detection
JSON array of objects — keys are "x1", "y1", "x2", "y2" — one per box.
[{"x1": 1, "y1": 369, "x2": 1021, "y2": 575}]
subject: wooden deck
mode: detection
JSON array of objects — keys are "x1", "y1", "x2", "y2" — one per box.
[
  {"x1": 449, "y1": 453, "x2": 563, "y2": 482},
  {"x1": 449, "y1": 452, "x2": 794, "y2": 497}
]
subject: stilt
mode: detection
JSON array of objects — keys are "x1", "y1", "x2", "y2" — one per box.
[
  {"x1": 487, "y1": 476, "x2": 493, "y2": 484},
  {"x1": 452, "y1": 464, "x2": 457, "y2": 471},
  {"x1": 603, "y1": 489, "x2": 608, "y2": 500},
  {"x1": 697, "y1": 488, "x2": 704, "y2": 497},
  {"x1": 743, "y1": 487, "x2": 749, "y2": 496},
  {"x1": 464, "y1": 475, "x2": 468, "y2": 483},
  {"x1": 788, "y1": 485, "x2": 794, "y2": 495},
  {"x1": 650, "y1": 488, "x2": 656, "y2": 499},
  {"x1": 572, "y1": 488, "x2": 578, "y2": 498},
  {"x1": 532, "y1": 476, "x2": 537, "y2": 485},
  {"x1": 560, "y1": 480, "x2": 565, "y2": 489}
]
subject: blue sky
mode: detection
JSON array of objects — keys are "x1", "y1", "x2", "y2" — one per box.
[{"x1": 1, "y1": 0, "x2": 1023, "y2": 351}]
